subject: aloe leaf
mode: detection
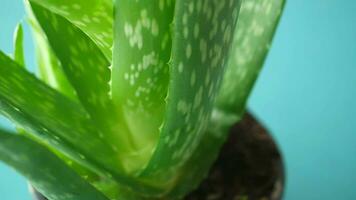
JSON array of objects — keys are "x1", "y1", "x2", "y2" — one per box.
[
  {"x1": 112, "y1": 0, "x2": 174, "y2": 172},
  {"x1": 139, "y1": 0, "x2": 242, "y2": 191},
  {"x1": 0, "y1": 51, "x2": 167, "y2": 198},
  {"x1": 29, "y1": 2, "x2": 116, "y2": 135},
  {"x1": 172, "y1": 0, "x2": 286, "y2": 196},
  {"x1": 0, "y1": 51, "x2": 122, "y2": 177},
  {"x1": 25, "y1": 3, "x2": 77, "y2": 101},
  {"x1": 26, "y1": 2, "x2": 168, "y2": 194},
  {"x1": 22, "y1": 6, "x2": 99, "y2": 184},
  {"x1": 0, "y1": 129, "x2": 109, "y2": 200},
  {"x1": 215, "y1": 0, "x2": 286, "y2": 119},
  {"x1": 28, "y1": 0, "x2": 113, "y2": 60},
  {"x1": 167, "y1": 112, "x2": 234, "y2": 198},
  {"x1": 13, "y1": 23, "x2": 25, "y2": 66}
]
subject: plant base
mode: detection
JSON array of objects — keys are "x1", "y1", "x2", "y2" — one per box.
[{"x1": 30, "y1": 112, "x2": 285, "y2": 200}]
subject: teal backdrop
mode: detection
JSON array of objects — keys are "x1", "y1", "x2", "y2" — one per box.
[{"x1": 1, "y1": 1, "x2": 356, "y2": 199}]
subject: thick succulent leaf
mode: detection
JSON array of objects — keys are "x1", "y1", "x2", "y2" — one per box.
[
  {"x1": 112, "y1": 0, "x2": 174, "y2": 172},
  {"x1": 139, "y1": 0, "x2": 242, "y2": 191},
  {"x1": 13, "y1": 23, "x2": 25, "y2": 66},
  {"x1": 0, "y1": 52, "x2": 168, "y2": 196},
  {"x1": 0, "y1": 51, "x2": 122, "y2": 177},
  {"x1": 0, "y1": 129, "x2": 109, "y2": 200},
  {"x1": 172, "y1": 0, "x2": 286, "y2": 197},
  {"x1": 30, "y1": 2, "x2": 116, "y2": 136},
  {"x1": 16, "y1": 129, "x2": 101, "y2": 188},
  {"x1": 28, "y1": 0, "x2": 113, "y2": 60},
  {"x1": 167, "y1": 111, "x2": 235, "y2": 198},
  {"x1": 29, "y1": 5, "x2": 143, "y2": 181},
  {"x1": 215, "y1": 0, "x2": 286, "y2": 118},
  {"x1": 25, "y1": 3, "x2": 77, "y2": 101}
]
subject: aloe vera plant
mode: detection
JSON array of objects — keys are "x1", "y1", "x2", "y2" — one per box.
[{"x1": 0, "y1": 0, "x2": 285, "y2": 199}]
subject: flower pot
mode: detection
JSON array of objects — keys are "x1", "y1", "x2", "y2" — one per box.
[{"x1": 30, "y1": 112, "x2": 285, "y2": 200}]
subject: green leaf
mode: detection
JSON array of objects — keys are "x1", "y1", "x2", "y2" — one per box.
[
  {"x1": 28, "y1": 0, "x2": 113, "y2": 60},
  {"x1": 215, "y1": 0, "x2": 286, "y2": 119},
  {"x1": 112, "y1": 0, "x2": 174, "y2": 172},
  {"x1": 0, "y1": 51, "x2": 121, "y2": 177},
  {"x1": 0, "y1": 129, "x2": 109, "y2": 200},
  {"x1": 28, "y1": 3, "x2": 134, "y2": 179},
  {"x1": 29, "y1": 2, "x2": 117, "y2": 139},
  {"x1": 25, "y1": 3, "x2": 77, "y2": 101},
  {"x1": 27, "y1": 3, "x2": 167, "y2": 196},
  {"x1": 13, "y1": 23, "x2": 25, "y2": 66},
  {"x1": 0, "y1": 50, "x2": 166, "y2": 199},
  {"x1": 138, "y1": 0, "x2": 242, "y2": 191},
  {"x1": 172, "y1": 0, "x2": 286, "y2": 197},
  {"x1": 167, "y1": 110, "x2": 236, "y2": 198}
]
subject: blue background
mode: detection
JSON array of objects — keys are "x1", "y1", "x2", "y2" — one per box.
[{"x1": 1, "y1": 1, "x2": 356, "y2": 199}]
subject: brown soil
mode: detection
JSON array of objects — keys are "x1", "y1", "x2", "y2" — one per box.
[
  {"x1": 185, "y1": 113, "x2": 285, "y2": 200},
  {"x1": 31, "y1": 113, "x2": 284, "y2": 200}
]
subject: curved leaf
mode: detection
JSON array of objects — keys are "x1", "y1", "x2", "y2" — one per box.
[
  {"x1": 25, "y1": 3, "x2": 77, "y2": 100},
  {"x1": 28, "y1": 0, "x2": 113, "y2": 60},
  {"x1": 216, "y1": 0, "x2": 286, "y2": 119},
  {"x1": 172, "y1": 0, "x2": 286, "y2": 197},
  {"x1": 29, "y1": 2, "x2": 116, "y2": 136},
  {"x1": 139, "y1": 0, "x2": 242, "y2": 192},
  {"x1": 112, "y1": 0, "x2": 174, "y2": 172},
  {"x1": 0, "y1": 51, "x2": 161, "y2": 195},
  {"x1": 0, "y1": 129, "x2": 109, "y2": 200},
  {"x1": 13, "y1": 23, "x2": 25, "y2": 66},
  {"x1": 0, "y1": 51, "x2": 120, "y2": 176}
]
